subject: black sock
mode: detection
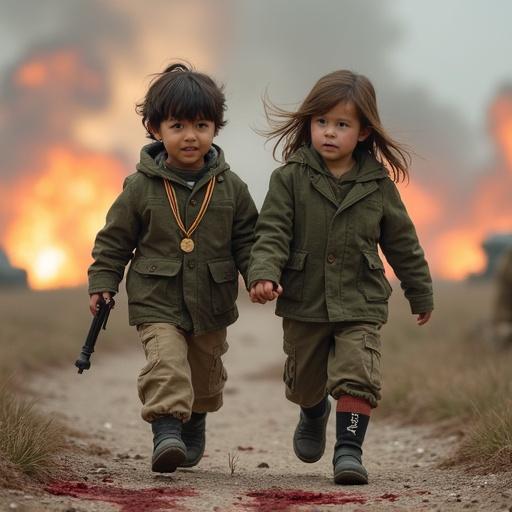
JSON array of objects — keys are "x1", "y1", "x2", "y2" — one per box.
[
  {"x1": 190, "y1": 412, "x2": 206, "y2": 422},
  {"x1": 336, "y1": 411, "x2": 369, "y2": 450},
  {"x1": 301, "y1": 396, "x2": 328, "y2": 419}
]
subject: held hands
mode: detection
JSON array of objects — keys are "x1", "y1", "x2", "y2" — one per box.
[
  {"x1": 89, "y1": 292, "x2": 114, "y2": 316},
  {"x1": 249, "y1": 280, "x2": 283, "y2": 304},
  {"x1": 416, "y1": 311, "x2": 432, "y2": 326}
]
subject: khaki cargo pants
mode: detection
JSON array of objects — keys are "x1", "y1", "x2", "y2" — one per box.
[
  {"x1": 282, "y1": 319, "x2": 382, "y2": 408},
  {"x1": 136, "y1": 323, "x2": 228, "y2": 423}
]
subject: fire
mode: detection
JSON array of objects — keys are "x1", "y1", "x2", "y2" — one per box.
[
  {"x1": 14, "y1": 49, "x2": 102, "y2": 94},
  {"x1": 4, "y1": 146, "x2": 125, "y2": 289}
]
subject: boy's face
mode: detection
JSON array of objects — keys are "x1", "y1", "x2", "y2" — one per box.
[{"x1": 153, "y1": 118, "x2": 216, "y2": 170}]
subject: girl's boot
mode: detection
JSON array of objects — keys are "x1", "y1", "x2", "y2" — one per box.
[
  {"x1": 293, "y1": 396, "x2": 331, "y2": 463},
  {"x1": 151, "y1": 415, "x2": 187, "y2": 473},
  {"x1": 180, "y1": 412, "x2": 206, "y2": 467},
  {"x1": 333, "y1": 395, "x2": 371, "y2": 485}
]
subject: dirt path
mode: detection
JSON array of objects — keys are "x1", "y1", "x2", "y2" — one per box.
[{"x1": 2, "y1": 300, "x2": 511, "y2": 511}]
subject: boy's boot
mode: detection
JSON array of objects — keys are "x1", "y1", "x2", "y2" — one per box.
[
  {"x1": 333, "y1": 395, "x2": 371, "y2": 485},
  {"x1": 151, "y1": 415, "x2": 187, "y2": 473},
  {"x1": 180, "y1": 412, "x2": 206, "y2": 467},
  {"x1": 293, "y1": 396, "x2": 331, "y2": 463}
]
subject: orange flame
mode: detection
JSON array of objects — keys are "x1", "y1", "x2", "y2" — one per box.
[
  {"x1": 4, "y1": 146, "x2": 125, "y2": 289},
  {"x1": 14, "y1": 49, "x2": 102, "y2": 94}
]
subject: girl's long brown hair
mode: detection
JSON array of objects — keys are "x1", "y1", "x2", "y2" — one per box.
[{"x1": 262, "y1": 70, "x2": 411, "y2": 183}]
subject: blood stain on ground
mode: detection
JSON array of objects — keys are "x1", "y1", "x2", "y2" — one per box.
[
  {"x1": 242, "y1": 489, "x2": 367, "y2": 511},
  {"x1": 45, "y1": 480, "x2": 196, "y2": 512}
]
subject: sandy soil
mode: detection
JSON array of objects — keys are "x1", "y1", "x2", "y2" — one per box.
[{"x1": 1, "y1": 299, "x2": 511, "y2": 512}]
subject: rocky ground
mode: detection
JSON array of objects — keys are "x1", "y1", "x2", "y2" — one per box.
[{"x1": 1, "y1": 299, "x2": 511, "y2": 512}]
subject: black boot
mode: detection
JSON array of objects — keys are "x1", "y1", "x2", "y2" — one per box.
[
  {"x1": 333, "y1": 410, "x2": 369, "y2": 485},
  {"x1": 151, "y1": 415, "x2": 187, "y2": 473},
  {"x1": 293, "y1": 398, "x2": 331, "y2": 463},
  {"x1": 180, "y1": 412, "x2": 206, "y2": 468}
]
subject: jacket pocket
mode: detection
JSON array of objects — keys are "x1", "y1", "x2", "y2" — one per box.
[
  {"x1": 280, "y1": 250, "x2": 308, "y2": 302},
  {"x1": 208, "y1": 259, "x2": 238, "y2": 315},
  {"x1": 128, "y1": 257, "x2": 182, "y2": 306},
  {"x1": 357, "y1": 251, "x2": 392, "y2": 302}
]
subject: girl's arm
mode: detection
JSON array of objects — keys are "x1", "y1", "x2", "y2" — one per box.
[
  {"x1": 247, "y1": 167, "x2": 295, "y2": 289},
  {"x1": 378, "y1": 178, "x2": 433, "y2": 316}
]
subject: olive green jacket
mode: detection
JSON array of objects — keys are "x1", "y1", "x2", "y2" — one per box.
[
  {"x1": 248, "y1": 145, "x2": 433, "y2": 324},
  {"x1": 88, "y1": 142, "x2": 258, "y2": 334}
]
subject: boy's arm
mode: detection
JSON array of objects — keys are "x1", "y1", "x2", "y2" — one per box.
[
  {"x1": 88, "y1": 177, "x2": 141, "y2": 295},
  {"x1": 247, "y1": 168, "x2": 294, "y2": 288},
  {"x1": 231, "y1": 182, "x2": 258, "y2": 286},
  {"x1": 379, "y1": 178, "x2": 433, "y2": 314}
]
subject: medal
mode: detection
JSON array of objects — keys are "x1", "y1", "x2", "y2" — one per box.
[
  {"x1": 163, "y1": 177, "x2": 216, "y2": 253},
  {"x1": 180, "y1": 238, "x2": 195, "y2": 253}
]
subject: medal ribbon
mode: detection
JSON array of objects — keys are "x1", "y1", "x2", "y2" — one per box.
[{"x1": 163, "y1": 176, "x2": 216, "y2": 239}]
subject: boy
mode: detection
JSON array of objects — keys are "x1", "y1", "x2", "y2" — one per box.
[{"x1": 88, "y1": 63, "x2": 258, "y2": 473}]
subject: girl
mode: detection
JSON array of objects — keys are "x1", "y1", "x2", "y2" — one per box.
[{"x1": 248, "y1": 70, "x2": 433, "y2": 485}]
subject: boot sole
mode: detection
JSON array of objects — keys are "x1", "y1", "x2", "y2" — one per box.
[
  {"x1": 334, "y1": 469, "x2": 368, "y2": 485},
  {"x1": 152, "y1": 445, "x2": 187, "y2": 473}
]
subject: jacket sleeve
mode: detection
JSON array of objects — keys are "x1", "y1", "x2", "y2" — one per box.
[
  {"x1": 231, "y1": 182, "x2": 258, "y2": 287},
  {"x1": 379, "y1": 178, "x2": 434, "y2": 314},
  {"x1": 247, "y1": 168, "x2": 295, "y2": 288},
  {"x1": 88, "y1": 176, "x2": 141, "y2": 294}
]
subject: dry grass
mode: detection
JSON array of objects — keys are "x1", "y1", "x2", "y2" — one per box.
[
  {"x1": 377, "y1": 280, "x2": 512, "y2": 471},
  {"x1": 0, "y1": 286, "x2": 136, "y2": 483},
  {"x1": 0, "y1": 380, "x2": 63, "y2": 479}
]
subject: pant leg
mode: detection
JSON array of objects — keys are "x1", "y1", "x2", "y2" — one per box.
[
  {"x1": 187, "y1": 328, "x2": 228, "y2": 413},
  {"x1": 137, "y1": 323, "x2": 193, "y2": 423},
  {"x1": 282, "y1": 318, "x2": 333, "y2": 408},
  {"x1": 327, "y1": 323, "x2": 382, "y2": 408}
]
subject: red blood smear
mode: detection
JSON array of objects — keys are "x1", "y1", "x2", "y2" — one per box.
[
  {"x1": 379, "y1": 493, "x2": 400, "y2": 502},
  {"x1": 244, "y1": 489, "x2": 367, "y2": 511},
  {"x1": 45, "y1": 481, "x2": 196, "y2": 512}
]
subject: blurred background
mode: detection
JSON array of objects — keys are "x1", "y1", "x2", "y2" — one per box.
[{"x1": 1, "y1": 0, "x2": 512, "y2": 290}]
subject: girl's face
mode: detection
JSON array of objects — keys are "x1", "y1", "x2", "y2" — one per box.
[
  {"x1": 152, "y1": 117, "x2": 216, "y2": 170},
  {"x1": 310, "y1": 101, "x2": 370, "y2": 175}
]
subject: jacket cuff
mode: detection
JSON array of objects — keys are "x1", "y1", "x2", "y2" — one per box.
[
  {"x1": 88, "y1": 272, "x2": 120, "y2": 295},
  {"x1": 409, "y1": 294, "x2": 434, "y2": 314},
  {"x1": 247, "y1": 269, "x2": 281, "y2": 290}
]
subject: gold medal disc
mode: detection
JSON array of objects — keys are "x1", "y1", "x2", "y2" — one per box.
[{"x1": 180, "y1": 238, "x2": 195, "y2": 253}]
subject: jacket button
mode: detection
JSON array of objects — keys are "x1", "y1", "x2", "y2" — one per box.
[
  {"x1": 188, "y1": 261, "x2": 195, "y2": 269},
  {"x1": 149, "y1": 265, "x2": 157, "y2": 272},
  {"x1": 190, "y1": 199, "x2": 197, "y2": 206},
  {"x1": 327, "y1": 254, "x2": 336, "y2": 264}
]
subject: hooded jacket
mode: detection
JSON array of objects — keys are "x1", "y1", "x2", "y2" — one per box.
[
  {"x1": 88, "y1": 142, "x2": 258, "y2": 334},
  {"x1": 248, "y1": 145, "x2": 433, "y2": 324}
]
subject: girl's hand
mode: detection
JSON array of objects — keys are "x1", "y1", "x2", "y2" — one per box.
[
  {"x1": 249, "y1": 280, "x2": 283, "y2": 304},
  {"x1": 416, "y1": 311, "x2": 432, "y2": 326},
  {"x1": 89, "y1": 292, "x2": 114, "y2": 315}
]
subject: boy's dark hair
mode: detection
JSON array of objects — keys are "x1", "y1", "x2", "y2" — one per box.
[{"x1": 136, "y1": 62, "x2": 226, "y2": 139}]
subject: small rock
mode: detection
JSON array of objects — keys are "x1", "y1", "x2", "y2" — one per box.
[
  {"x1": 103, "y1": 422, "x2": 112, "y2": 429},
  {"x1": 257, "y1": 462, "x2": 269, "y2": 468},
  {"x1": 94, "y1": 467, "x2": 108, "y2": 474},
  {"x1": 9, "y1": 504, "x2": 18, "y2": 510}
]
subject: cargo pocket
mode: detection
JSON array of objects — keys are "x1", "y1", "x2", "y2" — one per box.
[
  {"x1": 282, "y1": 340, "x2": 296, "y2": 392},
  {"x1": 280, "y1": 250, "x2": 308, "y2": 301},
  {"x1": 357, "y1": 251, "x2": 392, "y2": 302},
  {"x1": 129, "y1": 257, "x2": 182, "y2": 306},
  {"x1": 363, "y1": 331, "x2": 382, "y2": 391},
  {"x1": 137, "y1": 324, "x2": 161, "y2": 404},
  {"x1": 208, "y1": 259, "x2": 238, "y2": 314},
  {"x1": 208, "y1": 341, "x2": 229, "y2": 394}
]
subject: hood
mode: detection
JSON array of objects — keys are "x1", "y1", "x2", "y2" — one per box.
[
  {"x1": 288, "y1": 145, "x2": 388, "y2": 182},
  {"x1": 136, "y1": 141, "x2": 230, "y2": 180}
]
